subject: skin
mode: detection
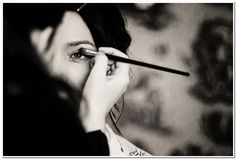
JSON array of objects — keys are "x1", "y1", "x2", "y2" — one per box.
[
  {"x1": 30, "y1": 10, "x2": 152, "y2": 156},
  {"x1": 35, "y1": 11, "x2": 96, "y2": 90},
  {"x1": 30, "y1": 11, "x2": 130, "y2": 132}
]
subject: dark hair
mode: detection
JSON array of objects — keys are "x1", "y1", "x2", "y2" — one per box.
[
  {"x1": 79, "y1": 4, "x2": 131, "y2": 53},
  {"x1": 4, "y1": 3, "x2": 131, "y2": 53},
  {"x1": 4, "y1": 4, "x2": 131, "y2": 151}
]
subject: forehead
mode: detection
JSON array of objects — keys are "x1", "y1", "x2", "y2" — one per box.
[{"x1": 55, "y1": 11, "x2": 94, "y2": 45}]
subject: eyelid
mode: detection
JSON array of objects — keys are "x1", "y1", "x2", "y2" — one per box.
[
  {"x1": 79, "y1": 48, "x2": 98, "y2": 57},
  {"x1": 68, "y1": 47, "x2": 95, "y2": 63},
  {"x1": 67, "y1": 44, "x2": 95, "y2": 55},
  {"x1": 81, "y1": 46, "x2": 97, "y2": 52},
  {"x1": 76, "y1": 43, "x2": 97, "y2": 51}
]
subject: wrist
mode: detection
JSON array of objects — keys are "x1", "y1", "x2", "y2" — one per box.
[
  {"x1": 79, "y1": 100, "x2": 106, "y2": 132},
  {"x1": 82, "y1": 115, "x2": 106, "y2": 132}
]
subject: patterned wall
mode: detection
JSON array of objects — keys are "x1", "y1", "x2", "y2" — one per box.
[{"x1": 117, "y1": 3, "x2": 233, "y2": 156}]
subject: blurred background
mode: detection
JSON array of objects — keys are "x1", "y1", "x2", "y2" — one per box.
[{"x1": 116, "y1": 3, "x2": 233, "y2": 156}]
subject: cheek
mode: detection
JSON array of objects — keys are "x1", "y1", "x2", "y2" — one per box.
[
  {"x1": 50, "y1": 56, "x2": 91, "y2": 90},
  {"x1": 65, "y1": 62, "x2": 91, "y2": 90}
]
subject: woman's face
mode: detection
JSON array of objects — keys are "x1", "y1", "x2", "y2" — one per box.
[{"x1": 35, "y1": 11, "x2": 96, "y2": 90}]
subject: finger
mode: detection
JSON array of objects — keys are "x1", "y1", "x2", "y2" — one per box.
[
  {"x1": 89, "y1": 52, "x2": 108, "y2": 79},
  {"x1": 98, "y1": 47, "x2": 128, "y2": 58},
  {"x1": 98, "y1": 47, "x2": 129, "y2": 76},
  {"x1": 99, "y1": 48, "x2": 115, "y2": 66}
]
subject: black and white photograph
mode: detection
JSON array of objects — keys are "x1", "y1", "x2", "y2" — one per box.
[{"x1": 3, "y1": 3, "x2": 234, "y2": 156}]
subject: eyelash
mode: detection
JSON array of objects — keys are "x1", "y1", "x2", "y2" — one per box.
[{"x1": 69, "y1": 48, "x2": 88, "y2": 62}]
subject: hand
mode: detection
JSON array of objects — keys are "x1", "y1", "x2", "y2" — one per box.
[{"x1": 79, "y1": 47, "x2": 129, "y2": 132}]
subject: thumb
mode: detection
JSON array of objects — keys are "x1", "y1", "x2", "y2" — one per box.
[{"x1": 89, "y1": 52, "x2": 108, "y2": 80}]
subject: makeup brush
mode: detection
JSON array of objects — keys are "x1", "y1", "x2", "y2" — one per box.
[{"x1": 79, "y1": 48, "x2": 190, "y2": 77}]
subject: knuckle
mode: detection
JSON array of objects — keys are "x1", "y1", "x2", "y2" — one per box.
[
  {"x1": 118, "y1": 52, "x2": 129, "y2": 59},
  {"x1": 122, "y1": 53, "x2": 129, "y2": 59},
  {"x1": 99, "y1": 47, "x2": 128, "y2": 59}
]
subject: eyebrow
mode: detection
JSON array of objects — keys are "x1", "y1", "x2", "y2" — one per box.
[{"x1": 66, "y1": 40, "x2": 96, "y2": 48}]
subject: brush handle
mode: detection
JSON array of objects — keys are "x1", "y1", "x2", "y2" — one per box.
[
  {"x1": 80, "y1": 48, "x2": 190, "y2": 76},
  {"x1": 105, "y1": 54, "x2": 190, "y2": 77}
]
